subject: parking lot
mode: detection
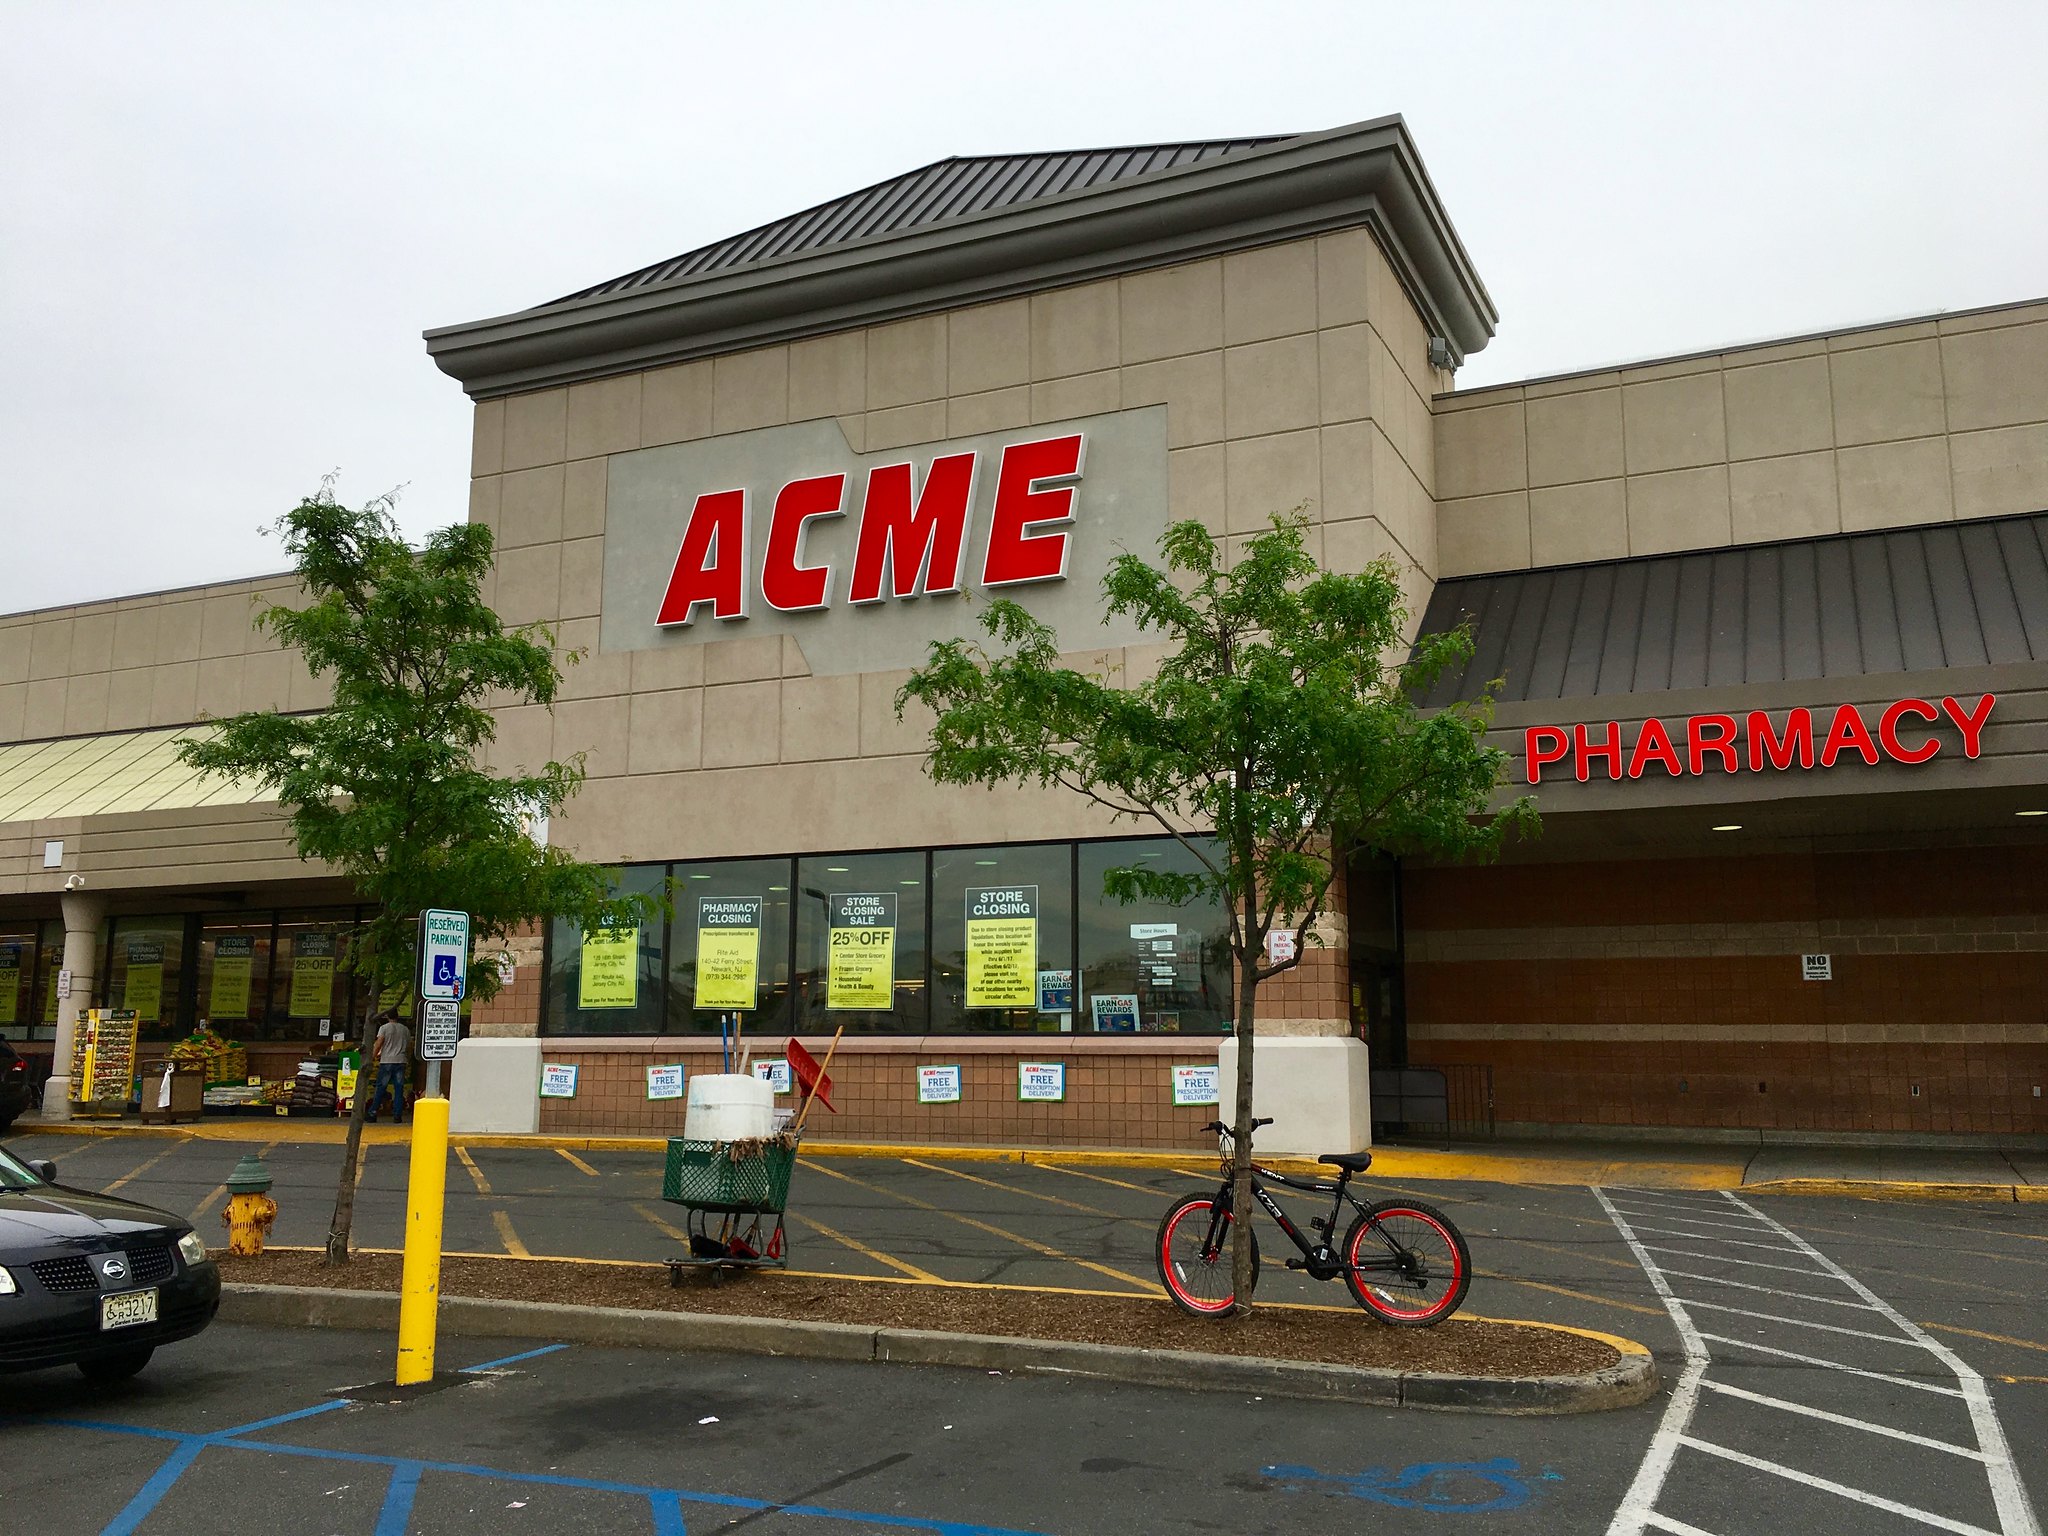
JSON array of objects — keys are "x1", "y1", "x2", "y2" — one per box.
[{"x1": 3, "y1": 1129, "x2": 2046, "y2": 1533}]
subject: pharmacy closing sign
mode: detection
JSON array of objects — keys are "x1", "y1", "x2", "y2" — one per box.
[
  {"x1": 827, "y1": 892, "x2": 896, "y2": 1009},
  {"x1": 966, "y1": 886, "x2": 1037, "y2": 1008},
  {"x1": 696, "y1": 897, "x2": 762, "y2": 1009}
]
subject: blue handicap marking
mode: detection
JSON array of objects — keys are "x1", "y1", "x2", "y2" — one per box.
[
  {"x1": 433, "y1": 953, "x2": 459, "y2": 986},
  {"x1": 1263, "y1": 1457, "x2": 1560, "y2": 1514}
]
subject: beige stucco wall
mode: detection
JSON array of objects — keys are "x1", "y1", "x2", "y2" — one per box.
[
  {"x1": 1433, "y1": 297, "x2": 2048, "y2": 575},
  {"x1": 0, "y1": 573, "x2": 325, "y2": 747},
  {"x1": 467, "y1": 228, "x2": 1449, "y2": 867}
]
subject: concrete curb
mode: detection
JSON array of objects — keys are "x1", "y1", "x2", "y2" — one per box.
[
  {"x1": 1743, "y1": 1178, "x2": 2045, "y2": 1204},
  {"x1": 218, "y1": 1282, "x2": 1656, "y2": 1415}
]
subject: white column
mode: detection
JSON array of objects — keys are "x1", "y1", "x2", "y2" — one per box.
[{"x1": 40, "y1": 890, "x2": 106, "y2": 1120}]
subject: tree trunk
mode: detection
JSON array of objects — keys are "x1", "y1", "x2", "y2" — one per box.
[
  {"x1": 1228, "y1": 888, "x2": 1260, "y2": 1316},
  {"x1": 325, "y1": 952, "x2": 379, "y2": 1266}
]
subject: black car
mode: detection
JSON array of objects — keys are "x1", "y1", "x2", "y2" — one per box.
[
  {"x1": 0, "y1": 1142, "x2": 220, "y2": 1379},
  {"x1": 0, "y1": 1041, "x2": 33, "y2": 1132}
]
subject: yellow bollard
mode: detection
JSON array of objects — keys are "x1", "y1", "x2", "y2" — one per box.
[{"x1": 394, "y1": 1095, "x2": 450, "y2": 1386}]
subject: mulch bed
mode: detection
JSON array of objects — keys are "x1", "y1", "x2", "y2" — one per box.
[{"x1": 222, "y1": 1250, "x2": 1617, "y2": 1379}]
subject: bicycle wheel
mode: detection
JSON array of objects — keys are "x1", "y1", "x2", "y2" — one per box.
[
  {"x1": 1156, "y1": 1194, "x2": 1260, "y2": 1317},
  {"x1": 1343, "y1": 1199, "x2": 1470, "y2": 1326}
]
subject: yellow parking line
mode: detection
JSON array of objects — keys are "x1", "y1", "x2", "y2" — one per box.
[
  {"x1": 454, "y1": 1145, "x2": 492, "y2": 1196},
  {"x1": 355, "y1": 1145, "x2": 370, "y2": 1188},
  {"x1": 799, "y1": 1158, "x2": 1161, "y2": 1297},
  {"x1": 634, "y1": 1202, "x2": 689, "y2": 1246},
  {"x1": 492, "y1": 1209, "x2": 530, "y2": 1258},
  {"x1": 1925, "y1": 1321, "x2": 2048, "y2": 1354},
  {"x1": 1476, "y1": 1269, "x2": 1663, "y2": 1317},
  {"x1": 557, "y1": 1148, "x2": 600, "y2": 1177},
  {"x1": 104, "y1": 1139, "x2": 191, "y2": 1193},
  {"x1": 902, "y1": 1158, "x2": 1128, "y2": 1220},
  {"x1": 789, "y1": 1211, "x2": 942, "y2": 1283},
  {"x1": 1033, "y1": 1163, "x2": 1163, "y2": 1197}
]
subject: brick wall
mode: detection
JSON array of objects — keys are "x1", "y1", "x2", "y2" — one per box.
[
  {"x1": 532, "y1": 1035, "x2": 1224, "y2": 1148},
  {"x1": 1405, "y1": 845, "x2": 2048, "y2": 1136}
]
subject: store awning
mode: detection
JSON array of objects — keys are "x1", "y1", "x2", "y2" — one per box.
[
  {"x1": 1415, "y1": 510, "x2": 2048, "y2": 707},
  {"x1": 0, "y1": 726, "x2": 266, "y2": 823}
]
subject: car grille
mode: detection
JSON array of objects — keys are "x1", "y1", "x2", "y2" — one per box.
[
  {"x1": 30, "y1": 1255, "x2": 96, "y2": 1293},
  {"x1": 127, "y1": 1245, "x2": 173, "y2": 1284}
]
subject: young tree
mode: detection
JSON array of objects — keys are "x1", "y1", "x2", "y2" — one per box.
[
  {"x1": 179, "y1": 483, "x2": 649, "y2": 1265},
  {"x1": 901, "y1": 517, "x2": 1534, "y2": 1312}
]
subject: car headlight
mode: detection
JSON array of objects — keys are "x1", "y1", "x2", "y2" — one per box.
[
  {"x1": 0, "y1": 1266, "x2": 15, "y2": 1296},
  {"x1": 177, "y1": 1232, "x2": 208, "y2": 1267}
]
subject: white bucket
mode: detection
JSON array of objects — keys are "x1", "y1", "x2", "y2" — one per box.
[{"x1": 683, "y1": 1072, "x2": 774, "y2": 1141}]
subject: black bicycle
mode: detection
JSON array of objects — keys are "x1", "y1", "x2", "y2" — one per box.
[{"x1": 1157, "y1": 1118, "x2": 1472, "y2": 1326}]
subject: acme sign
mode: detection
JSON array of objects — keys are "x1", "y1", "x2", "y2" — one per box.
[
  {"x1": 1523, "y1": 695, "x2": 1996, "y2": 784},
  {"x1": 655, "y1": 432, "x2": 1085, "y2": 626}
]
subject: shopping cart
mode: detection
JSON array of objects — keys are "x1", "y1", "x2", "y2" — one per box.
[{"x1": 659, "y1": 1132, "x2": 799, "y2": 1285}]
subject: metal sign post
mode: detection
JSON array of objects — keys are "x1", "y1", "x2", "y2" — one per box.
[{"x1": 397, "y1": 907, "x2": 467, "y2": 1387}]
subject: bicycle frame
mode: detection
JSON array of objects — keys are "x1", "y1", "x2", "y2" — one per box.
[{"x1": 1202, "y1": 1146, "x2": 1425, "y2": 1287}]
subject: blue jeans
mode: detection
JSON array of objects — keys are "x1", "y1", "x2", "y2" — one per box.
[{"x1": 370, "y1": 1062, "x2": 407, "y2": 1120}]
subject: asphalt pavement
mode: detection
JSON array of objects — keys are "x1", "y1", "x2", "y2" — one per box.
[{"x1": 3, "y1": 1129, "x2": 2046, "y2": 1533}]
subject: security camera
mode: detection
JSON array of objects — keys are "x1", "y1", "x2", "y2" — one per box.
[{"x1": 63, "y1": 874, "x2": 86, "y2": 891}]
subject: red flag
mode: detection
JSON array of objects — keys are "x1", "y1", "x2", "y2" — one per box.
[{"x1": 786, "y1": 1037, "x2": 836, "y2": 1113}]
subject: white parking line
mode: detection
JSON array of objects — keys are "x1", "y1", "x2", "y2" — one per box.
[
  {"x1": 1677, "y1": 1436, "x2": 2000, "y2": 1536},
  {"x1": 1654, "y1": 1267, "x2": 1883, "y2": 1310},
  {"x1": 1638, "y1": 1244, "x2": 1831, "y2": 1277},
  {"x1": 1697, "y1": 1380, "x2": 1991, "y2": 1461},
  {"x1": 1598, "y1": 1186, "x2": 2039, "y2": 1536},
  {"x1": 1694, "y1": 1332, "x2": 1965, "y2": 1395}
]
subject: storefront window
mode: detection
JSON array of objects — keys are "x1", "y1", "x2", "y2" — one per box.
[
  {"x1": 0, "y1": 924, "x2": 37, "y2": 1041},
  {"x1": 270, "y1": 911, "x2": 355, "y2": 1045},
  {"x1": 668, "y1": 858, "x2": 794, "y2": 1034},
  {"x1": 546, "y1": 865, "x2": 669, "y2": 1036},
  {"x1": 108, "y1": 917, "x2": 188, "y2": 1043},
  {"x1": 1077, "y1": 838, "x2": 1231, "y2": 1035},
  {"x1": 793, "y1": 851, "x2": 929, "y2": 1034},
  {"x1": 195, "y1": 916, "x2": 275, "y2": 1038},
  {"x1": 31, "y1": 919, "x2": 66, "y2": 1040},
  {"x1": 930, "y1": 843, "x2": 1074, "y2": 1034}
]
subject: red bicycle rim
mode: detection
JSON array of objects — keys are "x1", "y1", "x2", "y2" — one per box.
[
  {"x1": 1353, "y1": 1206, "x2": 1463, "y2": 1320},
  {"x1": 1160, "y1": 1199, "x2": 1235, "y2": 1314}
]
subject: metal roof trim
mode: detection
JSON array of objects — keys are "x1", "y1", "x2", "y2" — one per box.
[{"x1": 426, "y1": 115, "x2": 1496, "y2": 399}]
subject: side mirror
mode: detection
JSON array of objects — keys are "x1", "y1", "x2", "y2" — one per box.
[{"x1": 26, "y1": 1159, "x2": 56, "y2": 1183}]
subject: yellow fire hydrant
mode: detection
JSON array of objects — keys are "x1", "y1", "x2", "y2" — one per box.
[{"x1": 222, "y1": 1153, "x2": 277, "y2": 1257}]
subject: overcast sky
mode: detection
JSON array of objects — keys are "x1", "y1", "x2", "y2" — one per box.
[{"x1": 4, "y1": 1, "x2": 2044, "y2": 614}]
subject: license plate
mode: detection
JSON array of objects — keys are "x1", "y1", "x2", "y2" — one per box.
[{"x1": 100, "y1": 1289, "x2": 158, "y2": 1331}]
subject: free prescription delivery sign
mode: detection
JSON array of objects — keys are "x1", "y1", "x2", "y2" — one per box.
[{"x1": 599, "y1": 409, "x2": 1171, "y2": 677}]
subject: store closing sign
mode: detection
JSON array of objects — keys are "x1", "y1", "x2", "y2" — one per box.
[
  {"x1": 966, "y1": 886, "x2": 1037, "y2": 1009},
  {"x1": 696, "y1": 897, "x2": 762, "y2": 1010},
  {"x1": 579, "y1": 915, "x2": 639, "y2": 1010},
  {"x1": 826, "y1": 893, "x2": 895, "y2": 1010},
  {"x1": 1523, "y1": 695, "x2": 1996, "y2": 784}
]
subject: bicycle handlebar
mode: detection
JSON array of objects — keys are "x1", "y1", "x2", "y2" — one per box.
[{"x1": 1202, "y1": 1117, "x2": 1275, "y2": 1138}]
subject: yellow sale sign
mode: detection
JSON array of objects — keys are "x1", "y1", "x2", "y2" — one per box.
[
  {"x1": 965, "y1": 886, "x2": 1037, "y2": 1009},
  {"x1": 695, "y1": 897, "x2": 762, "y2": 1010},
  {"x1": 827, "y1": 892, "x2": 896, "y2": 1010}
]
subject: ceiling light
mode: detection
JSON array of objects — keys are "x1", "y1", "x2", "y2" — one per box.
[
  {"x1": 2018, "y1": 810, "x2": 2048, "y2": 818},
  {"x1": 974, "y1": 859, "x2": 998, "y2": 866},
  {"x1": 1711, "y1": 824, "x2": 1742, "y2": 833},
  {"x1": 900, "y1": 879, "x2": 921, "y2": 886},
  {"x1": 825, "y1": 866, "x2": 849, "y2": 873},
  {"x1": 768, "y1": 885, "x2": 787, "y2": 892}
]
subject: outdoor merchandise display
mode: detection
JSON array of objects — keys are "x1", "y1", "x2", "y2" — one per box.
[{"x1": 69, "y1": 1009, "x2": 139, "y2": 1114}]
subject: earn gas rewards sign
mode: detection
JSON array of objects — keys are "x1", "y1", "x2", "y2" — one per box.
[{"x1": 601, "y1": 409, "x2": 1170, "y2": 676}]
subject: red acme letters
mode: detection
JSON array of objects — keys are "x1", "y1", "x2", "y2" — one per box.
[
  {"x1": 655, "y1": 433, "x2": 1085, "y2": 626},
  {"x1": 1522, "y1": 697, "x2": 1997, "y2": 784}
]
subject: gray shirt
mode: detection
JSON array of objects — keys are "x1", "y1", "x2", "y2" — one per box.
[{"x1": 374, "y1": 1019, "x2": 412, "y2": 1065}]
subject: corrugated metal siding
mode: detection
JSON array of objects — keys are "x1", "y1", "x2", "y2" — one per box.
[
  {"x1": 1415, "y1": 512, "x2": 2048, "y2": 706},
  {"x1": 557, "y1": 139, "x2": 1288, "y2": 303}
]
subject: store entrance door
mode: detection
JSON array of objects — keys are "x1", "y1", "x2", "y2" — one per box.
[{"x1": 1345, "y1": 850, "x2": 1404, "y2": 1066}]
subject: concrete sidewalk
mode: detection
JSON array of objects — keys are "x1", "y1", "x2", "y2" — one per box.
[{"x1": 13, "y1": 1112, "x2": 2046, "y2": 1199}]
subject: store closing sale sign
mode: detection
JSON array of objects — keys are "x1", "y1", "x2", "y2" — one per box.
[
  {"x1": 696, "y1": 897, "x2": 762, "y2": 1009},
  {"x1": 579, "y1": 915, "x2": 639, "y2": 1009},
  {"x1": 209, "y1": 935, "x2": 253, "y2": 1019},
  {"x1": 290, "y1": 933, "x2": 336, "y2": 1018},
  {"x1": 966, "y1": 886, "x2": 1037, "y2": 1008},
  {"x1": 827, "y1": 892, "x2": 895, "y2": 1009},
  {"x1": 0, "y1": 946, "x2": 19, "y2": 1026}
]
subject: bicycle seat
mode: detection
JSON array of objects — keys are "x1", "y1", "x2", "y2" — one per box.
[{"x1": 1318, "y1": 1151, "x2": 1373, "y2": 1173}]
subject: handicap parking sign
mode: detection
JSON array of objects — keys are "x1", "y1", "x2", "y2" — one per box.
[
  {"x1": 419, "y1": 908, "x2": 471, "y2": 1001},
  {"x1": 433, "y1": 954, "x2": 458, "y2": 987}
]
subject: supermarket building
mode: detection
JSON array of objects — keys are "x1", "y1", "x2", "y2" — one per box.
[{"x1": 4, "y1": 116, "x2": 2048, "y2": 1151}]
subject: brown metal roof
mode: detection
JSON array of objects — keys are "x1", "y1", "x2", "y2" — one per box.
[
  {"x1": 556, "y1": 139, "x2": 1290, "y2": 302},
  {"x1": 1414, "y1": 511, "x2": 2048, "y2": 707}
]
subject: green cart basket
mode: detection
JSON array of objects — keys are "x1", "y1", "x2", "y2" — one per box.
[{"x1": 660, "y1": 1136, "x2": 799, "y2": 1283}]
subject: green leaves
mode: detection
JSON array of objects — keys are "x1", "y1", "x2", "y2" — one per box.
[
  {"x1": 901, "y1": 516, "x2": 1535, "y2": 971},
  {"x1": 175, "y1": 484, "x2": 652, "y2": 1004}
]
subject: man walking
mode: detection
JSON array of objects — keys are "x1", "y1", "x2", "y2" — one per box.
[{"x1": 368, "y1": 1009, "x2": 412, "y2": 1124}]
